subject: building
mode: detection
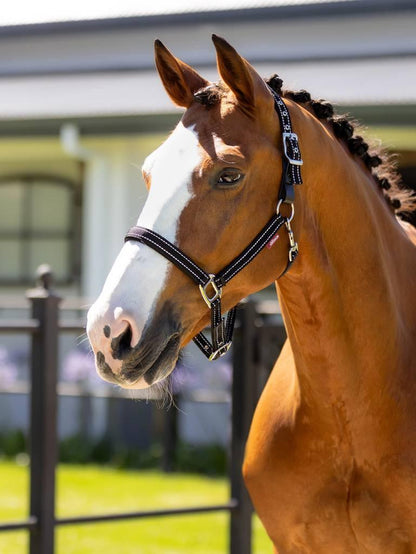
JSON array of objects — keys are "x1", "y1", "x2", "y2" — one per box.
[{"x1": 1, "y1": 0, "x2": 415, "y2": 299}]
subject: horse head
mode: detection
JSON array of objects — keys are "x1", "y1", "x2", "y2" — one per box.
[{"x1": 87, "y1": 36, "x2": 298, "y2": 389}]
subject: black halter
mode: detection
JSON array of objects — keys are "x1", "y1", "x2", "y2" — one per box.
[{"x1": 125, "y1": 89, "x2": 303, "y2": 361}]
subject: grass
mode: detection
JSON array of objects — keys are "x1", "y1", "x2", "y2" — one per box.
[{"x1": 0, "y1": 460, "x2": 271, "y2": 553}]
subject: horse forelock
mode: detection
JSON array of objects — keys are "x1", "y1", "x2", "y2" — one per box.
[{"x1": 193, "y1": 82, "x2": 226, "y2": 107}]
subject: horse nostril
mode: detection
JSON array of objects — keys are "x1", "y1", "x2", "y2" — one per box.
[{"x1": 110, "y1": 322, "x2": 133, "y2": 360}]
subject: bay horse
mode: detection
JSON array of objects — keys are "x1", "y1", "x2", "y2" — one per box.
[{"x1": 87, "y1": 36, "x2": 416, "y2": 553}]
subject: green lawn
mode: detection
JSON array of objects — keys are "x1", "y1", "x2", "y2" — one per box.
[{"x1": 0, "y1": 461, "x2": 271, "y2": 553}]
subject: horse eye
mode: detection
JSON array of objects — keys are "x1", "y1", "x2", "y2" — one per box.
[{"x1": 216, "y1": 169, "x2": 243, "y2": 187}]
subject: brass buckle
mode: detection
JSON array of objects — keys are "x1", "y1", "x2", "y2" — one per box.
[
  {"x1": 282, "y1": 132, "x2": 303, "y2": 166},
  {"x1": 209, "y1": 341, "x2": 232, "y2": 361},
  {"x1": 199, "y1": 274, "x2": 222, "y2": 308}
]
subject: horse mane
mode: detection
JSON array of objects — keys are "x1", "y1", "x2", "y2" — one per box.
[
  {"x1": 265, "y1": 74, "x2": 416, "y2": 220},
  {"x1": 193, "y1": 78, "x2": 416, "y2": 221}
]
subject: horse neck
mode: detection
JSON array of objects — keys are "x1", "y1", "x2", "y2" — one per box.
[{"x1": 276, "y1": 106, "x2": 416, "y2": 407}]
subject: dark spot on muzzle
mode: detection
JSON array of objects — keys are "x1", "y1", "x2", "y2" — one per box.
[
  {"x1": 103, "y1": 325, "x2": 111, "y2": 338},
  {"x1": 96, "y1": 351, "x2": 117, "y2": 383}
]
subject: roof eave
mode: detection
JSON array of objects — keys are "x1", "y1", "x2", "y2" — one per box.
[{"x1": 1, "y1": 0, "x2": 416, "y2": 37}]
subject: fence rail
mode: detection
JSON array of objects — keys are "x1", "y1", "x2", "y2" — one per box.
[
  {"x1": 0, "y1": 320, "x2": 40, "y2": 333},
  {"x1": 0, "y1": 268, "x2": 285, "y2": 554}
]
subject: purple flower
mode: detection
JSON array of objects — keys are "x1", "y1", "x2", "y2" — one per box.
[
  {"x1": 62, "y1": 346, "x2": 97, "y2": 384},
  {"x1": 170, "y1": 362, "x2": 200, "y2": 394}
]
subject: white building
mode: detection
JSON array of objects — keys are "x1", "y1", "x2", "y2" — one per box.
[{"x1": 0, "y1": 0, "x2": 415, "y2": 300}]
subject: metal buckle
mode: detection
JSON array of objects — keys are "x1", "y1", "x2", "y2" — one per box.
[
  {"x1": 209, "y1": 341, "x2": 232, "y2": 361},
  {"x1": 199, "y1": 274, "x2": 222, "y2": 308},
  {"x1": 282, "y1": 132, "x2": 303, "y2": 166}
]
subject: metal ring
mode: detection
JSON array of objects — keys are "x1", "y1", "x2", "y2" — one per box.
[
  {"x1": 276, "y1": 200, "x2": 295, "y2": 222},
  {"x1": 199, "y1": 274, "x2": 222, "y2": 308}
]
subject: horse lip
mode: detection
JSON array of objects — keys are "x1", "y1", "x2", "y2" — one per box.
[
  {"x1": 120, "y1": 333, "x2": 181, "y2": 385},
  {"x1": 144, "y1": 333, "x2": 181, "y2": 385}
]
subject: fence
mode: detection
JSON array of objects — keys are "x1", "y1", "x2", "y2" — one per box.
[{"x1": 0, "y1": 268, "x2": 286, "y2": 554}]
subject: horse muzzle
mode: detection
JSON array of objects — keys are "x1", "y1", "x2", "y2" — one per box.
[{"x1": 87, "y1": 301, "x2": 182, "y2": 389}]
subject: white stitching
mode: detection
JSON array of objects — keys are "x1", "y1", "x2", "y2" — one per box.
[
  {"x1": 127, "y1": 229, "x2": 210, "y2": 282},
  {"x1": 220, "y1": 220, "x2": 278, "y2": 281},
  {"x1": 131, "y1": 233, "x2": 204, "y2": 283},
  {"x1": 221, "y1": 217, "x2": 284, "y2": 281},
  {"x1": 142, "y1": 229, "x2": 206, "y2": 276}
]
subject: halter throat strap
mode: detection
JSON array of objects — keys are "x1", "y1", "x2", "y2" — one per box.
[{"x1": 124, "y1": 90, "x2": 302, "y2": 360}]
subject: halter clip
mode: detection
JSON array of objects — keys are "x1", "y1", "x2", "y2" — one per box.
[{"x1": 285, "y1": 218, "x2": 299, "y2": 263}]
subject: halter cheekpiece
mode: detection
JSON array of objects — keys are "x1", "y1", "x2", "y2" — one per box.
[{"x1": 125, "y1": 88, "x2": 303, "y2": 361}]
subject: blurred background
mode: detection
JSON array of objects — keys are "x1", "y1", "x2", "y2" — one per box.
[{"x1": 0, "y1": 1, "x2": 415, "y2": 552}]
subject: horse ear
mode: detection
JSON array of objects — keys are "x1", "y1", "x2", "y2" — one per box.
[
  {"x1": 212, "y1": 34, "x2": 270, "y2": 116},
  {"x1": 154, "y1": 40, "x2": 209, "y2": 108}
]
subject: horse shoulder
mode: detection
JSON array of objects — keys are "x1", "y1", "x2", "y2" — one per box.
[
  {"x1": 244, "y1": 341, "x2": 359, "y2": 551},
  {"x1": 244, "y1": 339, "x2": 301, "y2": 488},
  {"x1": 244, "y1": 337, "x2": 416, "y2": 553}
]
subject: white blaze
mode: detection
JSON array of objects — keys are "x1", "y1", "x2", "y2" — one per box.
[
  {"x1": 140, "y1": 123, "x2": 199, "y2": 239},
  {"x1": 87, "y1": 123, "x2": 201, "y2": 354}
]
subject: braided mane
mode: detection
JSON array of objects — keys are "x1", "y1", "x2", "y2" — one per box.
[
  {"x1": 265, "y1": 75, "x2": 415, "y2": 220},
  {"x1": 194, "y1": 78, "x2": 415, "y2": 221}
]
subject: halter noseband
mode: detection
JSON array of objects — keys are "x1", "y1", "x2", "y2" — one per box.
[{"x1": 125, "y1": 89, "x2": 303, "y2": 361}]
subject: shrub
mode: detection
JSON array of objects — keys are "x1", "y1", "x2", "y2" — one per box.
[
  {"x1": 0, "y1": 429, "x2": 27, "y2": 457},
  {"x1": 175, "y1": 443, "x2": 227, "y2": 476},
  {"x1": 0, "y1": 429, "x2": 227, "y2": 475}
]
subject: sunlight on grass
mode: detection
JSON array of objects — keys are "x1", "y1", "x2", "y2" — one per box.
[{"x1": 0, "y1": 461, "x2": 271, "y2": 553}]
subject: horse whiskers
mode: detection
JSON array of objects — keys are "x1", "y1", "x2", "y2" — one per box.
[
  {"x1": 76, "y1": 333, "x2": 91, "y2": 347},
  {"x1": 152, "y1": 379, "x2": 175, "y2": 409}
]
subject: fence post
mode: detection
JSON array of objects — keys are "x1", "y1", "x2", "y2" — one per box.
[
  {"x1": 27, "y1": 265, "x2": 61, "y2": 554},
  {"x1": 162, "y1": 397, "x2": 178, "y2": 473},
  {"x1": 230, "y1": 300, "x2": 258, "y2": 554}
]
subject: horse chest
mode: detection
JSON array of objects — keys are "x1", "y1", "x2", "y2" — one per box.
[
  {"x1": 246, "y1": 448, "x2": 414, "y2": 554},
  {"x1": 245, "y1": 397, "x2": 416, "y2": 553}
]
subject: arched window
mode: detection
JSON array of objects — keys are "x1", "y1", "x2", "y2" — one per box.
[{"x1": 0, "y1": 175, "x2": 81, "y2": 285}]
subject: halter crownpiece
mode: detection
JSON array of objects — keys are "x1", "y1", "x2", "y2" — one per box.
[{"x1": 125, "y1": 89, "x2": 303, "y2": 360}]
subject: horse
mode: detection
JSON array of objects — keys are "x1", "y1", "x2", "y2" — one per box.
[{"x1": 87, "y1": 36, "x2": 416, "y2": 553}]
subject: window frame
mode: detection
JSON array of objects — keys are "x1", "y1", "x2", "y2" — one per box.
[{"x1": 0, "y1": 174, "x2": 82, "y2": 286}]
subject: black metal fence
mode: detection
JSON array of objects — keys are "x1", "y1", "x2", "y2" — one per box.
[{"x1": 0, "y1": 270, "x2": 286, "y2": 554}]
